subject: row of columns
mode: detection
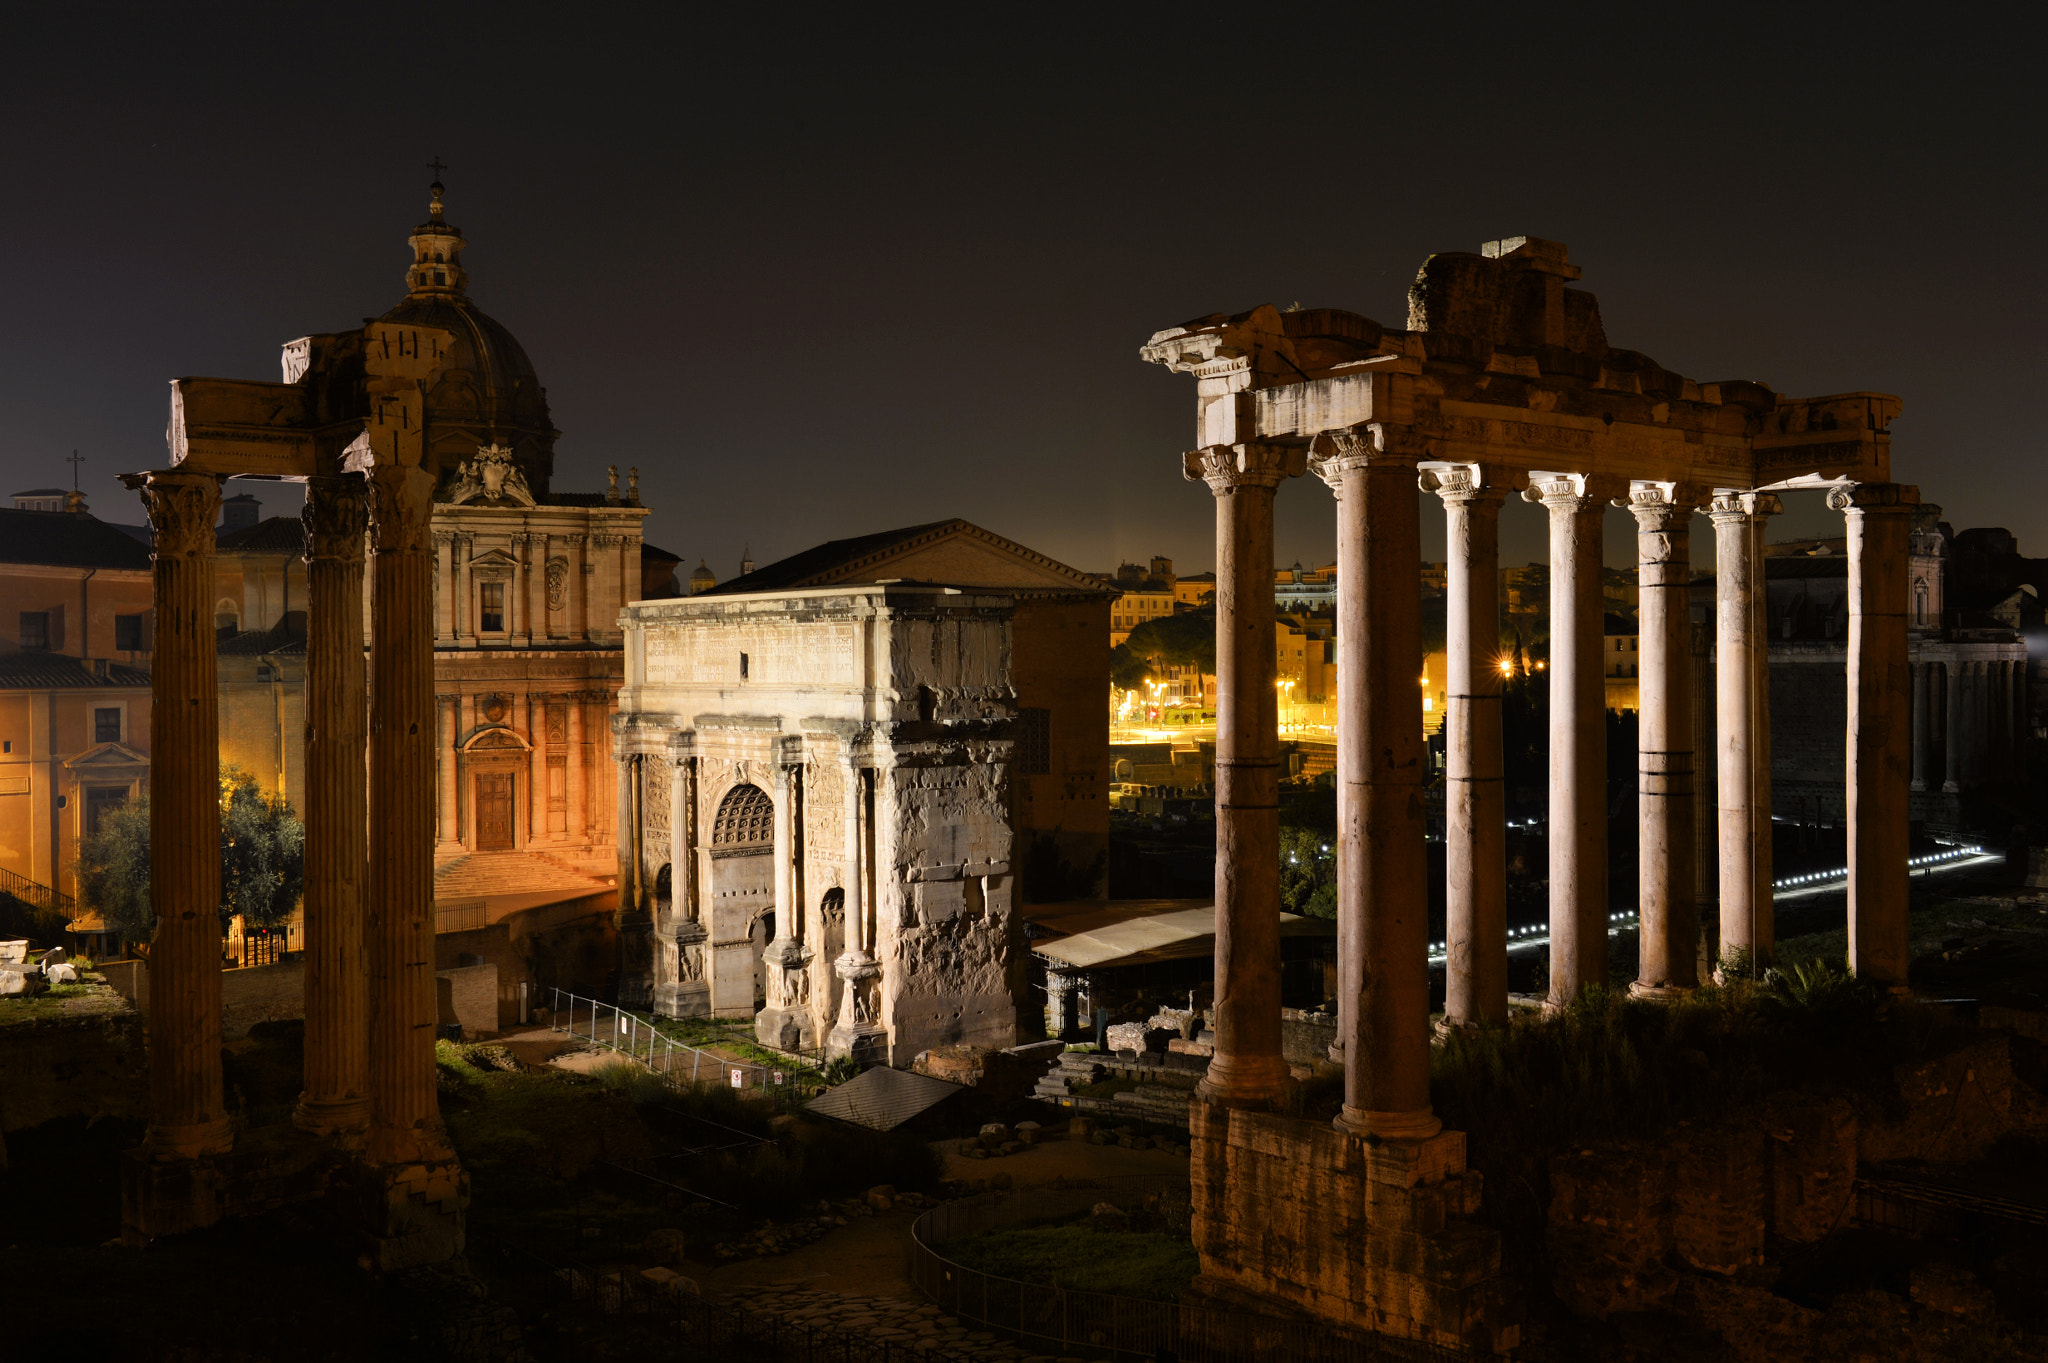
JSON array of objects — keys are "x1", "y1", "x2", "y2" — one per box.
[
  {"x1": 1913, "y1": 656, "x2": 2028, "y2": 792},
  {"x1": 1188, "y1": 430, "x2": 1920, "y2": 1131},
  {"x1": 133, "y1": 468, "x2": 444, "y2": 1167}
]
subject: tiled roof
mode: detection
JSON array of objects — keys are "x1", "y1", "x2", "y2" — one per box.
[
  {"x1": 0, "y1": 509, "x2": 153, "y2": 570},
  {"x1": 708, "y1": 518, "x2": 1109, "y2": 598},
  {"x1": 804, "y1": 1065, "x2": 965, "y2": 1131},
  {"x1": 216, "y1": 516, "x2": 307, "y2": 552},
  {"x1": 0, "y1": 654, "x2": 149, "y2": 689},
  {"x1": 642, "y1": 542, "x2": 682, "y2": 565}
]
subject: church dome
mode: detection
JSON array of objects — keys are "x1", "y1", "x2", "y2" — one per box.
[
  {"x1": 689, "y1": 559, "x2": 717, "y2": 594},
  {"x1": 380, "y1": 181, "x2": 559, "y2": 498}
]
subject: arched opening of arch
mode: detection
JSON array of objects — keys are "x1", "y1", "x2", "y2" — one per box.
[{"x1": 708, "y1": 783, "x2": 773, "y2": 1018}]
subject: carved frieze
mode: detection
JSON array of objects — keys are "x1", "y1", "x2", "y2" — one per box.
[{"x1": 644, "y1": 621, "x2": 859, "y2": 687}]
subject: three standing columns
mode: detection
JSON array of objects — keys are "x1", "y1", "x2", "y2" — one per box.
[
  {"x1": 1187, "y1": 441, "x2": 1300, "y2": 1109},
  {"x1": 295, "y1": 474, "x2": 371, "y2": 1135},
  {"x1": 364, "y1": 464, "x2": 450, "y2": 1165},
  {"x1": 1709, "y1": 493, "x2": 1778, "y2": 972},
  {"x1": 1626, "y1": 484, "x2": 1699, "y2": 997},
  {"x1": 130, "y1": 470, "x2": 234, "y2": 1160},
  {"x1": 1529, "y1": 476, "x2": 1612, "y2": 1006},
  {"x1": 1833, "y1": 483, "x2": 1919, "y2": 991},
  {"x1": 1426, "y1": 466, "x2": 1512, "y2": 1031},
  {"x1": 1314, "y1": 426, "x2": 1437, "y2": 1139}
]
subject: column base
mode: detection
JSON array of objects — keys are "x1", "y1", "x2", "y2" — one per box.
[
  {"x1": 293, "y1": 1095, "x2": 371, "y2": 1139},
  {"x1": 653, "y1": 980, "x2": 711, "y2": 1019},
  {"x1": 826, "y1": 1022, "x2": 887, "y2": 1064},
  {"x1": 121, "y1": 1144, "x2": 228, "y2": 1244},
  {"x1": 354, "y1": 1156, "x2": 469, "y2": 1272},
  {"x1": 1628, "y1": 981, "x2": 1695, "y2": 1003},
  {"x1": 755, "y1": 1005, "x2": 818, "y2": 1052},
  {"x1": 1336, "y1": 1104, "x2": 1443, "y2": 1141},
  {"x1": 1193, "y1": 1053, "x2": 1290, "y2": 1109}
]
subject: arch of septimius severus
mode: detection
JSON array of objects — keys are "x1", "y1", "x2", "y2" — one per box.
[{"x1": 1143, "y1": 237, "x2": 1911, "y2": 1352}]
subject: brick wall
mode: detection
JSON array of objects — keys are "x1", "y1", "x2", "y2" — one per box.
[{"x1": 435, "y1": 963, "x2": 498, "y2": 1038}]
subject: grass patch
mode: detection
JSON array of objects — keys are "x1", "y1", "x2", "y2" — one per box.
[
  {"x1": 646, "y1": 1014, "x2": 826, "y2": 1081},
  {"x1": 942, "y1": 1222, "x2": 1199, "y2": 1301}
]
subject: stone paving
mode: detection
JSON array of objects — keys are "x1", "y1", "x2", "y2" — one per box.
[{"x1": 723, "y1": 1283, "x2": 1085, "y2": 1363}]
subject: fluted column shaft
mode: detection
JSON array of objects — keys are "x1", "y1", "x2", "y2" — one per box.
[
  {"x1": 1530, "y1": 477, "x2": 1610, "y2": 1004},
  {"x1": 527, "y1": 693, "x2": 549, "y2": 844},
  {"x1": 365, "y1": 464, "x2": 447, "y2": 1164},
  {"x1": 1709, "y1": 494, "x2": 1777, "y2": 971},
  {"x1": 1316, "y1": 428, "x2": 1436, "y2": 1139},
  {"x1": 1944, "y1": 660, "x2": 1964, "y2": 792},
  {"x1": 130, "y1": 470, "x2": 231, "y2": 1158},
  {"x1": 296, "y1": 474, "x2": 371, "y2": 1134},
  {"x1": 1432, "y1": 470, "x2": 1510, "y2": 1030},
  {"x1": 1910, "y1": 664, "x2": 1931, "y2": 792},
  {"x1": 1834, "y1": 483, "x2": 1917, "y2": 989},
  {"x1": 1188, "y1": 442, "x2": 1298, "y2": 1109},
  {"x1": 1627, "y1": 485, "x2": 1698, "y2": 995},
  {"x1": 436, "y1": 696, "x2": 460, "y2": 848}
]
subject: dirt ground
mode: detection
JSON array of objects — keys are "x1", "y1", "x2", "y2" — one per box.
[{"x1": 687, "y1": 1133, "x2": 1191, "y2": 1303}]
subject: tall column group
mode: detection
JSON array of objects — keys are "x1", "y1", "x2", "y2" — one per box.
[
  {"x1": 1628, "y1": 484, "x2": 1698, "y2": 997},
  {"x1": 1709, "y1": 493, "x2": 1777, "y2": 972}
]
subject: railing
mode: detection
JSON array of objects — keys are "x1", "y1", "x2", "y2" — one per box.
[
  {"x1": 546, "y1": 988, "x2": 819, "y2": 1104},
  {"x1": 909, "y1": 1179, "x2": 1477, "y2": 1363},
  {"x1": 0, "y1": 867, "x2": 75, "y2": 919},
  {"x1": 435, "y1": 899, "x2": 487, "y2": 934}
]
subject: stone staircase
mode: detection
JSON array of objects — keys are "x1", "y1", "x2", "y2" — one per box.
[
  {"x1": 1032, "y1": 1047, "x2": 1204, "y2": 1129},
  {"x1": 433, "y1": 850, "x2": 611, "y2": 900}
]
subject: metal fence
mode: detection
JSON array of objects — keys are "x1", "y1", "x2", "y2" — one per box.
[
  {"x1": 909, "y1": 1179, "x2": 1477, "y2": 1363},
  {"x1": 546, "y1": 988, "x2": 819, "y2": 1104}
]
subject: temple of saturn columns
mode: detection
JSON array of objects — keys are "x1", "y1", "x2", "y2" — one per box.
[{"x1": 1140, "y1": 236, "x2": 1912, "y2": 1352}]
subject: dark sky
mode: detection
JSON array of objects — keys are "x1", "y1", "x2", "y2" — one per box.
[{"x1": 2, "y1": 5, "x2": 2040, "y2": 578}]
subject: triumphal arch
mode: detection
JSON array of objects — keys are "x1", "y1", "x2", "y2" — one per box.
[{"x1": 1143, "y1": 237, "x2": 1911, "y2": 1352}]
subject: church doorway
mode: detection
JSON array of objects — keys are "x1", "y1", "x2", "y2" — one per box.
[
  {"x1": 708, "y1": 783, "x2": 774, "y2": 1018},
  {"x1": 476, "y1": 772, "x2": 517, "y2": 850}
]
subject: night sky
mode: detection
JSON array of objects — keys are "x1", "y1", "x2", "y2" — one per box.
[{"x1": 2, "y1": 6, "x2": 2039, "y2": 579}]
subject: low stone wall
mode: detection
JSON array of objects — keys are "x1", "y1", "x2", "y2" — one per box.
[
  {"x1": 220, "y1": 959, "x2": 305, "y2": 1038},
  {"x1": 1189, "y1": 1100, "x2": 1517, "y2": 1354},
  {"x1": 0, "y1": 998, "x2": 149, "y2": 1133},
  {"x1": 1281, "y1": 1007, "x2": 1337, "y2": 1069},
  {"x1": 436, "y1": 963, "x2": 499, "y2": 1039}
]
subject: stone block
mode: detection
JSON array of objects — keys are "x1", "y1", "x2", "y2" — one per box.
[
  {"x1": 642, "y1": 1227, "x2": 689, "y2": 1266},
  {"x1": 1760, "y1": 1092, "x2": 1856, "y2": 1243},
  {"x1": 1364, "y1": 1128, "x2": 1465, "y2": 1188},
  {"x1": 1669, "y1": 1122, "x2": 1766, "y2": 1275}
]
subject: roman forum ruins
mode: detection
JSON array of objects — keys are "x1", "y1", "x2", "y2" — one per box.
[{"x1": 1142, "y1": 237, "x2": 1911, "y2": 1351}]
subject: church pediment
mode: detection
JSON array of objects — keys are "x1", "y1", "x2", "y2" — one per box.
[
  {"x1": 64, "y1": 742, "x2": 149, "y2": 771},
  {"x1": 462, "y1": 725, "x2": 530, "y2": 752}
]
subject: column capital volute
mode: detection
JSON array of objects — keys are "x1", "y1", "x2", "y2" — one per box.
[
  {"x1": 1305, "y1": 423, "x2": 1430, "y2": 491},
  {"x1": 1616, "y1": 480, "x2": 1704, "y2": 530},
  {"x1": 302, "y1": 473, "x2": 369, "y2": 564},
  {"x1": 1523, "y1": 471, "x2": 1625, "y2": 512},
  {"x1": 1706, "y1": 490, "x2": 1784, "y2": 522},
  {"x1": 123, "y1": 468, "x2": 223, "y2": 559},
  {"x1": 1418, "y1": 462, "x2": 1523, "y2": 507},
  {"x1": 1182, "y1": 442, "x2": 1305, "y2": 494},
  {"x1": 1826, "y1": 481, "x2": 1921, "y2": 516}
]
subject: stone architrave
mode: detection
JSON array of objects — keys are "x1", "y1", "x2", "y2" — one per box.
[
  {"x1": 128, "y1": 470, "x2": 234, "y2": 1161},
  {"x1": 1312, "y1": 425, "x2": 1437, "y2": 1140},
  {"x1": 1831, "y1": 482, "x2": 1918, "y2": 990},
  {"x1": 1708, "y1": 492, "x2": 1779, "y2": 971},
  {"x1": 295, "y1": 473, "x2": 371, "y2": 1135},
  {"x1": 1186, "y1": 441, "x2": 1304, "y2": 1109},
  {"x1": 1624, "y1": 482, "x2": 1700, "y2": 997},
  {"x1": 364, "y1": 461, "x2": 451, "y2": 1166},
  {"x1": 1424, "y1": 464, "x2": 1515, "y2": 1031},
  {"x1": 1528, "y1": 474, "x2": 1616, "y2": 1006}
]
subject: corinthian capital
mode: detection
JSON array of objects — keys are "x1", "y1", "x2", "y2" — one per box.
[
  {"x1": 1706, "y1": 490, "x2": 1783, "y2": 522},
  {"x1": 1306, "y1": 423, "x2": 1430, "y2": 492},
  {"x1": 302, "y1": 473, "x2": 369, "y2": 564},
  {"x1": 123, "y1": 469, "x2": 222, "y2": 560},
  {"x1": 1826, "y1": 481, "x2": 1920, "y2": 515},
  {"x1": 365, "y1": 463, "x2": 437, "y2": 554},
  {"x1": 1181, "y1": 442, "x2": 1305, "y2": 495}
]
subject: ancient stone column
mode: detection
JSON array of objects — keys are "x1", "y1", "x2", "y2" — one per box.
[
  {"x1": 829, "y1": 756, "x2": 883, "y2": 1060},
  {"x1": 1943, "y1": 659, "x2": 1963, "y2": 793},
  {"x1": 1528, "y1": 476, "x2": 1611, "y2": 1004},
  {"x1": 527, "y1": 693, "x2": 549, "y2": 844},
  {"x1": 1910, "y1": 663, "x2": 1931, "y2": 792},
  {"x1": 1187, "y1": 442, "x2": 1301, "y2": 1110},
  {"x1": 1709, "y1": 493, "x2": 1779, "y2": 974},
  {"x1": 128, "y1": 470, "x2": 232, "y2": 1159},
  {"x1": 1831, "y1": 483, "x2": 1917, "y2": 990},
  {"x1": 1626, "y1": 484, "x2": 1699, "y2": 997},
  {"x1": 1426, "y1": 467, "x2": 1511, "y2": 1031},
  {"x1": 436, "y1": 696, "x2": 460, "y2": 851},
  {"x1": 759, "y1": 755, "x2": 814, "y2": 1049},
  {"x1": 1312, "y1": 427, "x2": 1438, "y2": 1138},
  {"x1": 365, "y1": 463, "x2": 448, "y2": 1164},
  {"x1": 295, "y1": 473, "x2": 372, "y2": 1135}
]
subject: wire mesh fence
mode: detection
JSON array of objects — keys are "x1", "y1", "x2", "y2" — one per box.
[
  {"x1": 545, "y1": 989, "x2": 822, "y2": 1106},
  {"x1": 909, "y1": 1179, "x2": 1477, "y2": 1363}
]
